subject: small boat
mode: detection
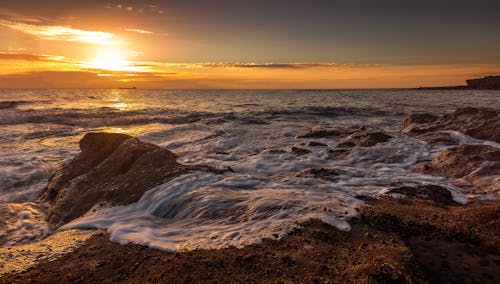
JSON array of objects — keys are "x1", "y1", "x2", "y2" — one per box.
[{"x1": 118, "y1": 86, "x2": 137, "y2": 90}]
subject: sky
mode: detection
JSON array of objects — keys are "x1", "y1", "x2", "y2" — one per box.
[{"x1": 0, "y1": 0, "x2": 499, "y2": 88}]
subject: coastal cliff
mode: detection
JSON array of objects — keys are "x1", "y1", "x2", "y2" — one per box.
[{"x1": 467, "y1": 75, "x2": 500, "y2": 90}]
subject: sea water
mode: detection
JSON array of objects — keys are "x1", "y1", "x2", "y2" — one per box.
[{"x1": 1, "y1": 89, "x2": 499, "y2": 250}]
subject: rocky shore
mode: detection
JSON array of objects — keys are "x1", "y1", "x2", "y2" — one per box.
[{"x1": 1, "y1": 107, "x2": 499, "y2": 283}]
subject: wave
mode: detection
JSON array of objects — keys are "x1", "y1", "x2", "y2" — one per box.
[{"x1": 0, "y1": 100, "x2": 34, "y2": 109}]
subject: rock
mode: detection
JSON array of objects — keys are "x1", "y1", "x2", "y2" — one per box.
[
  {"x1": 358, "y1": 132, "x2": 392, "y2": 147},
  {"x1": 413, "y1": 132, "x2": 459, "y2": 146},
  {"x1": 340, "y1": 132, "x2": 392, "y2": 148},
  {"x1": 296, "y1": 126, "x2": 365, "y2": 139},
  {"x1": 413, "y1": 144, "x2": 500, "y2": 193},
  {"x1": 290, "y1": 147, "x2": 311, "y2": 156},
  {"x1": 403, "y1": 108, "x2": 500, "y2": 143},
  {"x1": 466, "y1": 75, "x2": 500, "y2": 90},
  {"x1": 387, "y1": 185, "x2": 456, "y2": 205},
  {"x1": 296, "y1": 129, "x2": 342, "y2": 139},
  {"x1": 336, "y1": 141, "x2": 356, "y2": 148},
  {"x1": 37, "y1": 132, "x2": 190, "y2": 227},
  {"x1": 328, "y1": 149, "x2": 352, "y2": 159},
  {"x1": 402, "y1": 113, "x2": 438, "y2": 130},
  {"x1": 297, "y1": 168, "x2": 346, "y2": 181},
  {"x1": 305, "y1": 141, "x2": 327, "y2": 147}
]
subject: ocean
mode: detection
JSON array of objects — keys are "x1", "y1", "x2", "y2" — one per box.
[{"x1": 1, "y1": 89, "x2": 499, "y2": 250}]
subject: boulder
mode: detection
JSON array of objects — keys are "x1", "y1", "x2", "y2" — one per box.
[
  {"x1": 413, "y1": 144, "x2": 500, "y2": 193},
  {"x1": 296, "y1": 126, "x2": 366, "y2": 139},
  {"x1": 401, "y1": 113, "x2": 438, "y2": 131},
  {"x1": 290, "y1": 147, "x2": 311, "y2": 156},
  {"x1": 38, "y1": 132, "x2": 190, "y2": 227},
  {"x1": 339, "y1": 132, "x2": 392, "y2": 147},
  {"x1": 403, "y1": 108, "x2": 500, "y2": 143},
  {"x1": 387, "y1": 185, "x2": 456, "y2": 205}
]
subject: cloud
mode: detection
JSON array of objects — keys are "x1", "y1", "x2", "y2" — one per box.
[
  {"x1": 0, "y1": 53, "x2": 51, "y2": 61},
  {"x1": 200, "y1": 62, "x2": 340, "y2": 69},
  {"x1": 124, "y1": 28, "x2": 154, "y2": 35},
  {"x1": 0, "y1": 20, "x2": 118, "y2": 45}
]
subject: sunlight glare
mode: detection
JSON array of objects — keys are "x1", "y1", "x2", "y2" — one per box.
[{"x1": 83, "y1": 49, "x2": 143, "y2": 72}]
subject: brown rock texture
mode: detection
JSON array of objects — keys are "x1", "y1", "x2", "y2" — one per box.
[
  {"x1": 414, "y1": 144, "x2": 500, "y2": 193},
  {"x1": 340, "y1": 131, "x2": 393, "y2": 147},
  {"x1": 403, "y1": 107, "x2": 500, "y2": 143},
  {"x1": 37, "y1": 132, "x2": 189, "y2": 227}
]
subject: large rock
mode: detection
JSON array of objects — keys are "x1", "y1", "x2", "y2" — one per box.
[
  {"x1": 38, "y1": 132, "x2": 190, "y2": 227},
  {"x1": 339, "y1": 131, "x2": 392, "y2": 147},
  {"x1": 402, "y1": 107, "x2": 500, "y2": 143},
  {"x1": 413, "y1": 144, "x2": 500, "y2": 193},
  {"x1": 466, "y1": 75, "x2": 500, "y2": 90}
]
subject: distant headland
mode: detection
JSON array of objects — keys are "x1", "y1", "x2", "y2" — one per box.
[{"x1": 418, "y1": 75, "x2": 500, "y2": 90}]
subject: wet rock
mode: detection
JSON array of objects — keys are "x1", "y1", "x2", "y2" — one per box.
[
  {"x1": 290, "y1": 147, "x2": 311, "y2": 156},
  {"x1": 336, "y1": 141, "x2": 356, "y2": 148},
  {"x1": 360, "y1": 196, "x2": 500, "y2": 251},
  {"x1": 403, "y1": 107, "x2": 500, "y2": 143},
  {"x1": 413, "y1": 144, "x2": 500, "y2": 193},
  {"x1": 37, "y1": 132, "x2": 190, "y2": 227},
  {"x1": 358, "y1": 132, "x2": 393, "y2": 147},
  {"x1": 414, "y1": 131, "x2": 459, "y2": 146},
  {"x1": 296, "y1": 126, "x2": 365, "y2": 139},
  {"x1": 387, "y1": 185, "x2": 456, "y2": 205},
  {"x1": 340, "y1": 132, "x2": 393, "y2": 147},
  {"x1": 305, "y1": 141, "x2": 327, "y2": 147},
  {"x1": 264, "y1": 149, "x2": 288, "y2": 155},
  {"x1": 328, "y1": 149, "x2": 352, "y2": 159},
  {"x1": 402, "y1": 113, "x2": 438, "y2": 130},
  {"x1": 297, "y1": 168, "x2": 346, "y2": 181},
  {"x1": 296, "y1": 129, "x2": 342, "y2": 139}
]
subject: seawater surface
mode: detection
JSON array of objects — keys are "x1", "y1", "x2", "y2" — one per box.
[{"x1": 1, "y1": 89, "x2": 499, "y2": 250}]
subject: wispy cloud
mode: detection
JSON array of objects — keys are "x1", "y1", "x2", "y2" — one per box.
[
  {"x1": 124, "y1": 28, "x2": 154, "y2": 35},
  {"x1": 0, "y1": 20, "x2": 118, "y2": 45},
  {"x1": 0, "y1": 53, "x2": 64, "y2": 62},
  {"x1": 200, "y1": 62, "x2": 340, "y2": 69}
]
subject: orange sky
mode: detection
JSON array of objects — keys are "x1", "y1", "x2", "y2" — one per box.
[{"x1": 1, "y1": 1, "x2": 499, "y2": 89}]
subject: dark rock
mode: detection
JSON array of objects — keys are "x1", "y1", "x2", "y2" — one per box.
[
  {"x1": 413, "y1": 144, "x2": 500, "y2": 193},
  {"x1": 264, "y1": 149, "x2": 288, "y2": 155},
  {"x1": 358, "y1": 132, "x2": 392, "y2": 147},
  {"x1": 37, "y1": 132, "x2": 190, "y2": 227},
  {"x1": 290, "y1": 147, "x2": 311, "y2": 156},
  {"x1": 414, "y1": 132, "x2": 459, "y2": 146},
  {"x1": 387, "y1": 185, "x2": 456, "y2": 205},
  {"x1": 296, "y1": 126, "x2": 365, "y2": 139},
  {"x1": 336, "y1": 141, "x2": 356, "y2": 148},
  {"x1": 339, "y1": 132, "x2": 393, "y2": 148},
  {"x1": 296, "y1": 129, "x2": 342, "y2": 139},
  {"x1": 297, "y1": 168, "x2": 346, "y2": 181},
  {"x1": 403, "y1": 108, "x2": 500, "y2": 143},
  {"x1": 328, "y1": 149, "x2": 352, "y2": 159},
  {"x1": 305, "y1": 141, "x2": 327, "y2": 147},
  {"x1": 402, "y1": 113, "x2": 438, "y2": 130}
]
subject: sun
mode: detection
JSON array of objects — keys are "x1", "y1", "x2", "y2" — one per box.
[
  {"x1": 83, "y1": 48, "x2": 143, "y2": 72},
  {"x1": 86, "y1": 49, "x2": 129, "y2": 71}
]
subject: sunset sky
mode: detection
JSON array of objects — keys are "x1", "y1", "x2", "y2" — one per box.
[{"x1": 1, "y1": 0, "x2": 499, "y2": 88}]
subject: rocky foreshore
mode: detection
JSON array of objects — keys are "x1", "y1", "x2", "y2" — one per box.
[{"x1": 1, "y1": 107, "x2": 499, "y2": 283}]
